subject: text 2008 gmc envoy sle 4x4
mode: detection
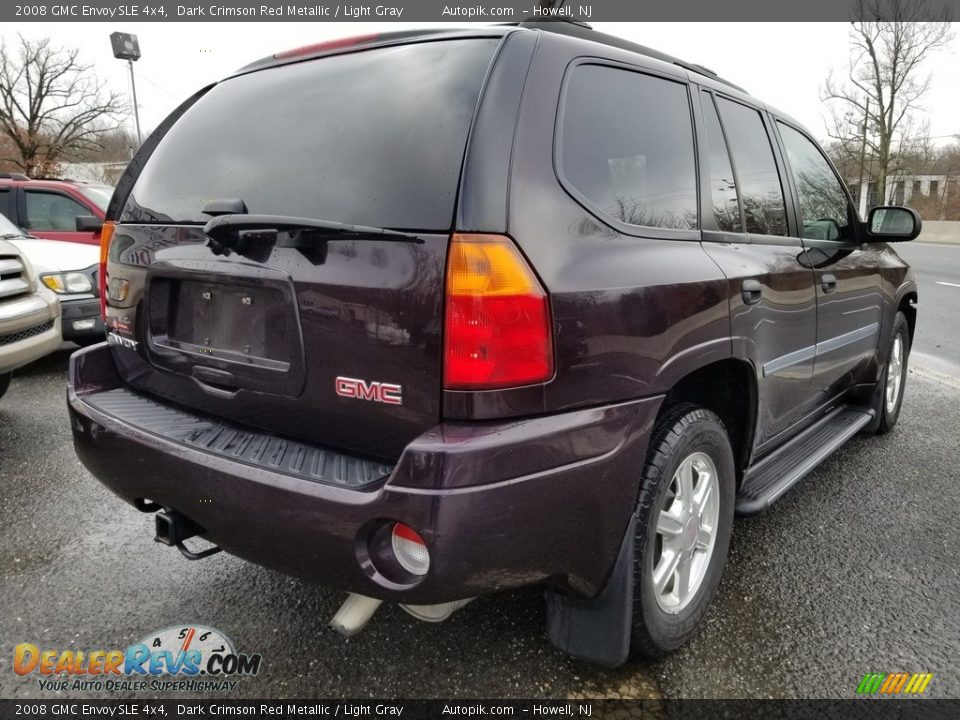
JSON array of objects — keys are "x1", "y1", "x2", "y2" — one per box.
[{"x1": 68, "y1": 22, "x2": 920, "y2": 666}]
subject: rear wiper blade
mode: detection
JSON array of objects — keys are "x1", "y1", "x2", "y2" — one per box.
[{"x1": 203, "y1": 214, "x2": 423, "y2": 247}]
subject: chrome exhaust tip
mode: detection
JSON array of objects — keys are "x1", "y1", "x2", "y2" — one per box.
[
  {"x1": 329, "y1": 593, "x2": 383, "y2": 637},
  {"x1": 399, "y1": 598, "x2": 473, "y2": 623}
]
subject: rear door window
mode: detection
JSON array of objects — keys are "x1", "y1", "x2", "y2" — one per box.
[
  {"x1": 122, "y1": 39, "x2": 501, "y2": 230},
  {"x1": 715, "y1": 97, "x2": 787, "y2": 237},
  {"x1": 558, "y1": 65, "x2": 698, "y2": 231},
  {"x1": 700, "y1": 92, "x2": 741, "y2": 232}
]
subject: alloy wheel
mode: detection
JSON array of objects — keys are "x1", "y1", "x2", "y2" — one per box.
[
  {"x1": 886, "y1": 334, "x2": 904, "y2": 415},
  {"x1": 651, "y1": 452, "x2": 720, "y2": 613}
]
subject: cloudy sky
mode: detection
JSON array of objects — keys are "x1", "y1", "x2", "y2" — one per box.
[{"x1": 4, "y1": 22, "x2": 960, "y2": 144}]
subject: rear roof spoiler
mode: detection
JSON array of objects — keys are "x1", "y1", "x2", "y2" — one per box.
[{"x1": 233, "y1": 28, "x2": 510, "y2": 77}]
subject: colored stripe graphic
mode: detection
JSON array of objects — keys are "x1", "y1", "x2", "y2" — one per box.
[
  {"x1": 857, "y1": 673, "x2": 933, "y2": 695},
  {"x1": 914, "y1": 674, "x2": 933, "y2": 694},
  {"x1": 887, "y1": 673, "x2": 909, "y2": 694},
  {"x1": 857, "y1": 673, "x2": 885, "y2": 694}
]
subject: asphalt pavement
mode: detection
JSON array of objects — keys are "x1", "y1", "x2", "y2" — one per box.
[{"x1": 1, "y1": 347, "x2": 958, "y2": 700}]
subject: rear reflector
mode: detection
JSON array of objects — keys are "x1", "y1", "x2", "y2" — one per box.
[
  {"x1": 98, "y1": 221, "x2": 115, "y2": 319},
  {"x1": 444, "y1": 234, "x2": 553, "y2": 390},
  {"x1": 273, "y1": 34, "x2": 379, "y2": 60},
  {"x1": 391, "y1": 523, "x2": 430, "y2": 576}
]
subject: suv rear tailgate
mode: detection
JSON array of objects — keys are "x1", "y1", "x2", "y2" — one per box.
[{"x1": 105, "y1": 37, "x2": 503, "y2": 460}]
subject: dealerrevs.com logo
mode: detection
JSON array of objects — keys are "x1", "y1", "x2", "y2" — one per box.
[{"x1": 14, "y1": 625, "x2": 262, "y2": 693}]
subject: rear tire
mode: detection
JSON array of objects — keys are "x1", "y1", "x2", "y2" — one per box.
[
  {"x1": 874, "y1": 311, "x2": 910, "y2": 434},
  {"x1": 631, "y1": 403, "x2": 735, "y2": 658},
  {"x1": 0, "y1": 372, "x2": 10, "y2": 401}
]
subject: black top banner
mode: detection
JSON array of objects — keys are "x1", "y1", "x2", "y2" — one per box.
[{"x1": 4, "y1": 0, "x2": 960, "y2": 22}]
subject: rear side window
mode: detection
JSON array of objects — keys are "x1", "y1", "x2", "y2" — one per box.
[
  {"x1": 715, "y1": 97, "x2": 787, "y2": 237},
  {"x1": 700, "y1": 92, "x2": 741, "y2": 232},
  {"x1": 122, "y1": 39, "x2": 500, "y2": 230},
  {"x1": 558, "y1": 65, "x2": 697, "y2": 231}
]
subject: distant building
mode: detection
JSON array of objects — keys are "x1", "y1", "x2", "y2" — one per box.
[
  {"x1": 56, "y1": 161, "x2": 128, "y2": 186},
  {"x1": 848, "y1": 174, "x2": 956, "y2": 220}
]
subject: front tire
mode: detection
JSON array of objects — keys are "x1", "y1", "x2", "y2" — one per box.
[
  {"x1": 874, "y1": 311, "x2": 910, "y2": 434},
  {"x1": 0, "y1": 372, "x2": 10, "y2": 402},
  {"x1": 631, "y1": 404, "x2": 735, "y2": 658}
]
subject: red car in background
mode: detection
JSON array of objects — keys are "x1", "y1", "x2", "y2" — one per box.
[{"x1": 0, "y1": 173, "x2": 112, "y2": 245}]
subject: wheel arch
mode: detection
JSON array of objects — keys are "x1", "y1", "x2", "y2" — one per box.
[
  {"x1": 897, "y1": 290, "x2": 918, "y2": 351},
  {"x1": 656, "y1": 357, "x2": 757, "y2": 489}
]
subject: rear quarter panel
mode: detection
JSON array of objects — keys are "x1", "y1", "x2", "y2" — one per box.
[{"x1": 448, "y1": 32, "x2": 732, "y2": 420}]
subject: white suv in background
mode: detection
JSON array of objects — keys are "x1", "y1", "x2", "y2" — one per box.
[
  {"x1": 0, "y1": 237, "x2": 61, "y2": 402},
  {"x1": 1, "y1": 212, "x2": 102, "y2": 345}
]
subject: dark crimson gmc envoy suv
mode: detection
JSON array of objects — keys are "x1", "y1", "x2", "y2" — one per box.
[{"x1": 68, "y1": 22, "x2": 920, "y2": 666}]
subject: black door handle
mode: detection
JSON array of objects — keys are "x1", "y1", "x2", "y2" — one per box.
[
  {"x1": 741, "y1": 279, "x2": 762, "y2": 305},
  {"x1": 821, "y1": 274, "x2": 837, "y2": 293}
]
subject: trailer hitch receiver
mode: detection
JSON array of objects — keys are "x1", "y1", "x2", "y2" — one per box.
[{"x1": 155, "y1": 509, "x2": 222, "y2": 561}]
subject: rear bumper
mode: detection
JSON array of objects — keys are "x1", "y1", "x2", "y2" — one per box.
[{"x1": 68, "y1": 343, "x2": 661, "y2": 603}]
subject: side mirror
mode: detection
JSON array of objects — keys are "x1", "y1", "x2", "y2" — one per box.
[
  {"x1": 865, "y1": 206, "x2": 921, "y2": 242},
  {"x1": 76, "y1": 215, "x2": 103, "y2": 233}
]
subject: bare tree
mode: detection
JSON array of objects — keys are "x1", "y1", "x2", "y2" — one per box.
[
  {"x1": 822, "y1": 0, "x2": 953, "y2": 205},
  {"x1": 0, "y1": 34, "x2": 127, "y2": 176},
  {"x1": 68, "y1": 126, "x2": 138, "y2": 163}
]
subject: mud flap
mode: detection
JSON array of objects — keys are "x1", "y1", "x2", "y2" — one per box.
[
  {"x1": 862, "y1": 375, "x2": 884, "y2": 434},
  {"x1": 545, "y1": 512, "x2": 635, "y2": 667}
]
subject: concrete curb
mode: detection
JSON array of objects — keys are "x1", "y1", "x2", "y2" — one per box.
[{"x1": 910, "y1": 364, "x2": 960, "y2": 391}]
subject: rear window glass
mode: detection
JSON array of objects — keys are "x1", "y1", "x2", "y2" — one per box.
[
  {"x1": 122, "y1": 39, "x2": 500, "y2": 230},
  {"x1": 558, "y1": 65, "x2": 697, "y2": 231}
]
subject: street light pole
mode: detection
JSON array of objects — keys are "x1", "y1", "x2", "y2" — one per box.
[
  {"x1": 110, "y1": 32, "x2": 143, "y2": 149},
  {"x1": 127, "y1": 59, "x2": 142, "y2": 146}
]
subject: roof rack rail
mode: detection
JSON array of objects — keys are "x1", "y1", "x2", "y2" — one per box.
[
  {"x1": 0, "y1": 172, "x2": 30, "y2": 181},
  {"x1": 515, "y1": 19, "x2": 747, "y2": 93}
]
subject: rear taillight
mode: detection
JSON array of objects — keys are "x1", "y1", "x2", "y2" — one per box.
[
  {"x1": 98, "y1": 221, "x2": 115, "y2": 319},
  {"x1": 443, "y1": 233, "x2": 553, "y2": 390}
]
